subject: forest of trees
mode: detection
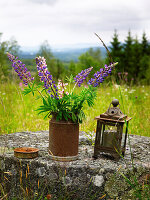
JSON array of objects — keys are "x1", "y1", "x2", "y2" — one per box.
[
  {"x1": 108, "y1": 30, "x2": 150, "y2": 84},
  {"x1": 0, "y1": 30, "x2": 150, "y2": 84}
]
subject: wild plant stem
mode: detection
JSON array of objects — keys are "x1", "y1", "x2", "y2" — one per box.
[
  {"x1": 36, "y1": 88, "x2": 44, "y2": 99},
  {"x1": 29, "y1": 82, "x2": 44, "y2": 99},
  {"x1": 0, "y1": 96, "x2": 5, "y2": 112},
  {"x1": 94, "y1": 33, "x2": 113, "y2": 64},
  {"x1": 119, "y1": 86, "x2": 134, "y2": 169}
]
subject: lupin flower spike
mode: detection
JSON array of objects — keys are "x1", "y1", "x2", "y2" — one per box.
[
  {"x1": 35, "y1": 56, "x2": 58, "y2": 98},
  {"x1": 74, "y1": 67, "x2": 93, "y2": 87},
  {"x1": 7, "y1": 52, "x2": 34, "y2": 85},
  {"x1": 88, "y1": 62, "x2": 118, "y2": 87}
]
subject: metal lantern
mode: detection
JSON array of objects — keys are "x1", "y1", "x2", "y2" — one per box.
[{"x1": 93, "y1": 99, "x2": 132, "y2": 159}]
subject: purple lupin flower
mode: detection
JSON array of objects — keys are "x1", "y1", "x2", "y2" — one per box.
[
  {"x1": 74, "y1": 67, "x2": 93, "y2": 87},
  {"x1": 35, "y1": 56, "x2": 58, "y2": 98},
  {"x1": 88, "y1": 62, "x2": 118, "y2": 87},
  {"x1": 7, "y1": 52, "x2": 34, "y2": 85}
]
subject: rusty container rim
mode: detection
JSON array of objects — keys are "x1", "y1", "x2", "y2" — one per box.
[
  {"x1": 14, "y1": 147, "x2": 39, "y2": 153},
  {"x1": 50, "y1": 120, "x2": 78, "y2": 125}
]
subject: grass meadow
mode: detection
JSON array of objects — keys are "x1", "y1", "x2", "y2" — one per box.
[
  {"x1": 0, "y1": 81, "x2": 150, "y2": 137},
  {"x1": 0, "y1": 81, "x2": 150, "y2": 199}
]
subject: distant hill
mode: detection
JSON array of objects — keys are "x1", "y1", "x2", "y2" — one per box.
[
  {"x1": 19, "y1": 46, "x2": 106, "y2": 62},
  {"x1": 53, "y1": 47, "x2": 106, "y2": 62}
]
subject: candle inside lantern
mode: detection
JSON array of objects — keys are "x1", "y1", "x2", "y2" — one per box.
[{"x1": 101, "y1": 130, "x2": 119, "y2": 148}]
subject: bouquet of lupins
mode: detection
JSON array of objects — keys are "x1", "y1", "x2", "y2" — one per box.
[{"x1": 7, "y1": 52, "x2": 118, "y2": 123}]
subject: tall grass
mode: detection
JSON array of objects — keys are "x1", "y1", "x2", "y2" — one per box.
[
  {"x1": 81, "y1": 83, "x2": 150, "y2": 137},
  {"x1": 0, "y1": 82, "x2": 150, "y2": 137},
  {"x1": 0, "y1": 82, "x2": 48, "y2": 134}
]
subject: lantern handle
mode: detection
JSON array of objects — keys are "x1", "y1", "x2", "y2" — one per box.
[
  {"x1": 107, "y1": 99, "x2": 120, "y2": 116},
  {"x1": 108, "y1": 103, "x2": 120, "y2": 111}
]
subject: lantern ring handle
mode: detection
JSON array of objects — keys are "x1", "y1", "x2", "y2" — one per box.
[{"x1": 108, "y1": 102, "x2": 120, "y2": 109}]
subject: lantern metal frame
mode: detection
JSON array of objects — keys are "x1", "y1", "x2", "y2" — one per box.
[{"x1": 93, "y1": 116, "x2": 132, "y2": 159}]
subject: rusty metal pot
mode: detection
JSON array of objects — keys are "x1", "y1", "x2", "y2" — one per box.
[{"x1": 49, "y1": 120, "x2": 79, "y2": 161}]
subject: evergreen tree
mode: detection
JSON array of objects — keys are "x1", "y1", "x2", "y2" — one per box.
[
  {"x1": 139, "y1": 32, "x2": 150, "y2": 81},
  {"x1": 109, "y1": 30, "x2": 123, "y2": 79},
  {"x1": 145, "y1": 59, "x2": 150, "y2": 84},
  {"x1": 132, "y1": 36, "x2": 141, "y2": 79},
  {"x1": 110, "y1": 30, "x2": 122, "y2": 62},
  {"x1": 139, "y1": 55, "x2": 150, "y2": 81},
  {"x1": 141, "y1": 32, "x2": 149, "y2": 55},
  {"x1": 123, "y1": 31, "x2": 134, "y2": 81}
]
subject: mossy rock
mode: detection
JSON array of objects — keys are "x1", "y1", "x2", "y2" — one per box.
[{"x1": 105, "y1": 167, "x2": 150, "y2": 199}]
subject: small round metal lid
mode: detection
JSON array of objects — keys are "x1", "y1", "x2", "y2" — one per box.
[{"x1": 14, "y1": 147, "x2": 39, "y2": 159}]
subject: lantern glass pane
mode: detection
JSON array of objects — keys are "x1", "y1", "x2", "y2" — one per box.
[
  {"x1": 100, "y1": 124, "x2": 117, "y2": 148},
  {"x1": 101, "y1": 123, "x2": 125, "y2": 151}
]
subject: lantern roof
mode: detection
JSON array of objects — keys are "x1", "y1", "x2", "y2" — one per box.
[{"x1": 95, "y1": 116, "x2": 132, "y2": 123}]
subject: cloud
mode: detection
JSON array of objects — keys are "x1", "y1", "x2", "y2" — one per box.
[
  {"x1": 26, "y1": 0, "x2": 59, "y2": 6},
  {"x1": 0, "y1": 0, "x2": 149, "y2": 47},
  {"x1": 52, "y1": 4, "x2": 142, "y2": 34}
]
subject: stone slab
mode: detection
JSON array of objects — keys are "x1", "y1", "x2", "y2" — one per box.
[{"x1": 0, "y1": 131, "x2": 150, "y2": 199}]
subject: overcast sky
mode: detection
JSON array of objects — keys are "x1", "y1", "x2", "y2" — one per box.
[{"x1": 0, "y1": 0, "x2": 149, "y2": 48}]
